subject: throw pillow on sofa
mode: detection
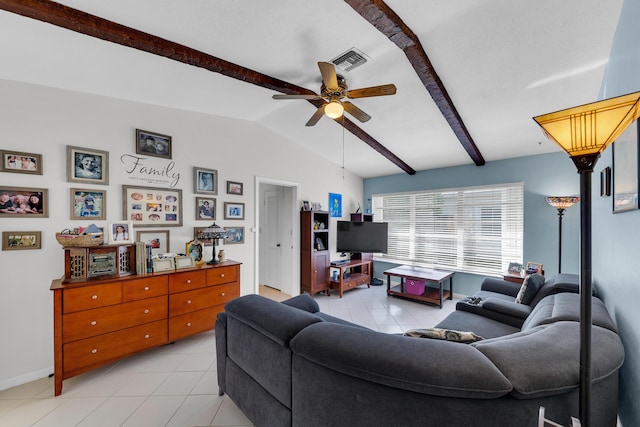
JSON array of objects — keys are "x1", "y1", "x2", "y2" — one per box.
[
  {"x1": 404, "y1": 328, "x2": 484, "y2": 343},
  {"x1": 515, "y1": 273, "x2": 545, "y2": 305}
]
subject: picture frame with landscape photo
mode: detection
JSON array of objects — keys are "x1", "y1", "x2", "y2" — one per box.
[
  {"x1": 0, "y1": 186, "x2": 48, "y2": 218},
  {"x1": 136, "y1": 230, "x2": 170, "y2": 257},
  {"x1": 108, "y1": 221, "x2": 135, "y2": 244},
  {"x1": 194, "y1": 167, "x2": 218, "y2": 195},
  {"x1": 67, "y1": 145, "x2": 109, "y2": 185},
  {"x1": 224, "y1": 202, "x2": 245, "y2": 220},
  {"x1": 227, "y1": 181, "x2": 243, "y2": 195},
  {"x1": 196, "y1": 197, "x2": 216, "y2": 220},
  {"x1": 122, "y1": 185, "x2": 183, "y2": 227},
  {"x1": 135, "y1": 129, "x2": 172, "y2": 159},
  {"x1": 0, "y1": 150, "x2": 42, "y2": 175},
  {"x1": 70, "y1": 188, "x2": 106, "y2": 220},
  {"x1": 2, "y1": 231, "x2": 42, "y2": 250}
]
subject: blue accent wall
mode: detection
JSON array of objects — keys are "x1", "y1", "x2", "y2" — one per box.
[
  {"x1": 594, "y1": 0, "x2": 640, "y2": 424},
  {"x1": 366, "y1": 1, "x2": 640, "y2": 423},
  {"x1": 364, "y1": 152, "x2": 581, "y2": 297}
]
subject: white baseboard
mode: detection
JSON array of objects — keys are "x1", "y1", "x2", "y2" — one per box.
[{"x1": 0, "y1": 367, "x2": 52, "y2": 392}]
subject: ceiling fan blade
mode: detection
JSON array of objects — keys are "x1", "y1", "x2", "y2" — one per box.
[
  {"x1": 318, "y1": 62, "x2": 339, "y2": 91},
  {"x1": 273, "y1": 94, "x2": 321, "y2": 100},
  {"x1": 343, "y1": 101, "x2": 371, "y2": 123},
  {"x1": 346, "y1": 84, "x2": 397, "y2": 99},
  {"x1": 305, "y1": 105, "x2": 326, "y2": 126}
]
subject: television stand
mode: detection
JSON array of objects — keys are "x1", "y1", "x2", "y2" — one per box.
[
  {"x1": 331, "y1": 259, "x2": 350, "y2": 266},
  {"x1": 329, "y1": 259, "x2": 371, "y2": 298}
]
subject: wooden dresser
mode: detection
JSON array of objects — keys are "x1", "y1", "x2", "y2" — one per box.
[{"x1": 50, "y1": 260, "x2": 241, "y2": 396}]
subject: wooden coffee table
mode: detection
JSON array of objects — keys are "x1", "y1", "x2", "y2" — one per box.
[{"x1": 384, "y1": 265, "x2": 454, "y2": 308}]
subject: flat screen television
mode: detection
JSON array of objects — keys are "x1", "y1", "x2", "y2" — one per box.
[{"x1": 336, "y1": 221, "x2": 388, "y2": 253}]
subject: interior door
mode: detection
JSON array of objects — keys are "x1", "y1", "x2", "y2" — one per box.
[{"x1": 262, "y1": 188, "x2": 282, "y2": 290}]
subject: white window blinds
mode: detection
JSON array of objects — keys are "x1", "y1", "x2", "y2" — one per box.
[{"x1": 372, "y1": 182, "x2": 524, "y2": 276}]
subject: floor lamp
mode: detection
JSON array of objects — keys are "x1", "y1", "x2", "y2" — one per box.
[
  {"x1": 534, "y1": 90, "x2": 640, "y2": 427},
  {"x1": 544, "y1": 196, "x2": 579, "y2": 274}
]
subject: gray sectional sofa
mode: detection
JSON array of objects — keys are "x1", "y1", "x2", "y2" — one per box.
[{"x1": 215, "y1": 274, "x2": 624, "y2": 427}]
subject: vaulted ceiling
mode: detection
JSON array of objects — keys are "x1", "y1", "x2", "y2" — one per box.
[{"x1": 0, "y1": 0, "x2": 624, "y2": 178}]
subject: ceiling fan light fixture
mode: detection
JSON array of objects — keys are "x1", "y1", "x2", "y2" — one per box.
[{"x1": 325, "y1": 101, "x2": 344, "y2": 119}]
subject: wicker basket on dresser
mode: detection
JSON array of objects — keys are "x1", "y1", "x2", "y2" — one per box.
[{"x1": 50, "y1": 260, "x2": 241, "y2": 396}]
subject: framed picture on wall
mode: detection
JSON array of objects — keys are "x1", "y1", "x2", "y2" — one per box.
[
  {"x1": 224, "y1": 202, "x2": 244, "y2": 220},
  {"x1": 70, "y1": 188, "x2": 106, "y2": 220},
  {"x1": 122, "y1": 185, "x2": 183, "y2": 227},
  {"x1": 136, "y1": 230, "x2": 170, "y2": 256},
  {"x1": 224, "y1": 226, "x2": 245, "y2": 244},
  {"x1": 0, "y1": 150, "x2": 42, "y2": 175},
  {"x1": 194, "y1": 167, "x2": 218, "y2": 195},
  {"x1": 67, "y1": 145, "x2": 109, "y2": 185},
  {"x1": 0, "y1": 186, "x2": 48, "y2": 218},
  {"x1": 612, "y1": 121, "x2": 639, "y2": 213},
  {"x1": 227, "y1": 181, "x2": 243, "y2": 195},
  {"x1": 196, "y1": 197, "x2": 216, "y2": 220},
  {"x1": 135, "y1": 129, "x2": 172, "y2": 159},
  {"x1": 2, "y1": 231, "x2": 42, "y2": 250}
]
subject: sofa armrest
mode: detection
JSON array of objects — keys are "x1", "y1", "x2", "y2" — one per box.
[
  {"x1": 482, "y1": 297, "x2": 532, "y2": 319},
  {"x1": 481, "y1": 277, "x2": 520, "y2": 297},
  {"x1": 225, "y1": 294, "x2": 323, "y2": 346},
  {"x1": 291, "y1": 322, "x2": 512, "y2": 399},
  {"x1": 281, "y1": 293, "x2": 320, "y2": 313}
]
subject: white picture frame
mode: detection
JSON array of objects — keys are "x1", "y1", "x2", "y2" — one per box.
[{"x1": 108, "y1": 221, "x2": 135, "y2": 244}]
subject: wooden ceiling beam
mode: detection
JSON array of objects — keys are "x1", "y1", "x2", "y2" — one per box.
[
  {"x1": 345, "y1": 0, "x2": 486, "y2": 166},
  {"x1": 0, "y1": 0, "x2": 415, "y2": 175}
]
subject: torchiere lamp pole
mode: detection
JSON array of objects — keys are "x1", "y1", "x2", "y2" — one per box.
[
  {"x1": 534, "y1": 90, "x2": 640, "y2": 427},
  {"x1": 545, "y1": 196, "x2": 579, "y2": 274}
]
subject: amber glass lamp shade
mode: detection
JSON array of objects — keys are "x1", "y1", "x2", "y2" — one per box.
[
  {"x1": 533, "y1": 91, "x2": 640, "y2": 172},
  {"x1": 545, "y1": 196, "x2": 580, "y2": 211}
]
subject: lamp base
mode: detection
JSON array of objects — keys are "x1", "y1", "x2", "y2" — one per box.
[{"x1": 207, "y1": 259, "x2": 220, "y2": 265}]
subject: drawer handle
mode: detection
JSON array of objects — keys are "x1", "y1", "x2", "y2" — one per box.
[
  {"x1": 186, "y1": 279, "x2": 192, "y2": 284},
  {"x1": 186, "y1": 322, "x2": 192, "y2": 327},
  {"x1": 221, "y1": 292, "x2": 225, "y2": 297},
  {"x1": 91, "y1": 348, "x2": 98, "y2": 354},
  {"x1": 144, "y1": 286, "x2": 150, "y2": 291},
  {"x1": 144, "y1": 309, "x2": 150, "y2": 314},
  {"x1": 91, "y1": 295, "x2": 98, "y2": 300},
  {"x1": 187, "y1": 300, "x2": 192, "y2": 304},
  {"x1": 90, "y1": 321, "x2": 97, "y2": 326},
  {"x1": 221, "y1": 274, "x2": 225, "y2": 277},
  {"x1": 144, "y1": 334, "x2": 150, "y2": 339}
]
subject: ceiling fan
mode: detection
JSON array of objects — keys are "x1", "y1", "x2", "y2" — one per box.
[{"x1": 272, "y1": 62, "x2": 397, "y2": 126}]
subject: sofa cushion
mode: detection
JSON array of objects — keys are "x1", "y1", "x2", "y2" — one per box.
[
  {"x1": 404, "y1": 328, "x2": 484, "y2": 343},
  {"x1": 515, "y1": 274, "x2": 545, "y2": 304},
  {"x1": 436, "y1": 310, "x2": 520, "y2": 339},
  {"x1": 472, "y1": 322, "x2": 624, "y2": 399},
  {"x1": 521, "y1": 293, "x2": 618, "y2": 333}
]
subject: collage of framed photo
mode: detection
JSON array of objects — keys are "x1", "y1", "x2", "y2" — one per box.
[
  {"x1": 0, "y1": 150, "x2": 42, "y2": 175},
  {"x1": 67, "y1": 145, "x2": 109, "y2": 185},
  {"x1": 2, "y1": 231, "x2": 42, "y2": 250},
  {"x1": 135, "y1": 129, "x2": 172, "y2": 159},
  {"x1": 194, "y1": 167, "x2": 218, "y2": 195},
  {"x1": 122, "y1": 185, "x2": 183, "y2": 227},
  {"x1": 70, "y1": 188, "x2": 106, "y2": 220},
  {"x1": 0, "y1": 186, "x2": 48, "y2": 218}
]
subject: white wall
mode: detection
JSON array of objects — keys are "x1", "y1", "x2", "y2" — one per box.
[{"x1": 0, "y1": 79, "x2": 363, "y2": 390}]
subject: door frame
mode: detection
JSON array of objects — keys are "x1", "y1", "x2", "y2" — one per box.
[{"x1": 254, "y1": 176, "x2": 300, "y2": 296}]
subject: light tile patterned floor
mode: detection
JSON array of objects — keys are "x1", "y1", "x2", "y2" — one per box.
[{"x1": 0, "y1": 284, "x2": 457, "y2": 426}]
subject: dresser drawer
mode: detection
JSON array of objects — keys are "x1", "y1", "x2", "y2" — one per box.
[
  {"x1": 169, "y1": 270, "x2": 207, "y2": 293},
  {"x1": 63, "y1": 282, "x2": 122, "y2": 314},
  {"x1": 123, "y1": 276, "x2": 168, "y2": 301},
  {"x1": 169, "y1": 307, "x2": 218, "y2": 341},
  {"x1": 169, "y1": 283, "x2": 237, "y2": 317},
  {"x1": 63, "y1": 320, "x2": 167, "y2": 372},
  {"x1": 206, "y1": 265, "x2": 237, "y2": 285},
  {"x1": 63, "y1": 296, "x2": 167, "y2": 343}
]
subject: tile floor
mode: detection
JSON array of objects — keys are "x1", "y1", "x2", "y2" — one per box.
[{"x1": 0, "y1": 283, "x2": 458, "y2": 427}]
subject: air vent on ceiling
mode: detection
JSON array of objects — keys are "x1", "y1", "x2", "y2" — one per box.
[{"x1": 331, "y1": 48, "x2": 369, "y2": 72}]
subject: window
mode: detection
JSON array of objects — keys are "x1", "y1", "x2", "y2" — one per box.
[{"x1": 372, "y1": 182, "x2": 524, "y2": 276}]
